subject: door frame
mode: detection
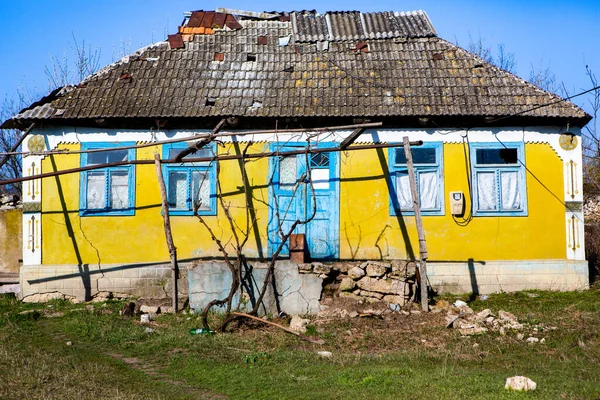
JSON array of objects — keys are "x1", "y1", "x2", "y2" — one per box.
[{"x1": 267, "y1": 142, "x2": 340, "y2": 260}]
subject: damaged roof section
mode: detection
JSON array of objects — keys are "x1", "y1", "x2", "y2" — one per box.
[
  {"x1": 2, "y1": 8, "x2": 591, "y2": 129},
  {"x1": 291, "y1": 10, "x2": 436, "y2": 42}
]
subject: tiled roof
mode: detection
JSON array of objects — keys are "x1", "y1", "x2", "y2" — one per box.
[{"x1": 3, "y1": 9, "x2": 590, "y2": 128}]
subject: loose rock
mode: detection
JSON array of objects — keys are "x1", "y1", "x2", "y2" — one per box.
[
  {"x1": 289, "y1": 315, "x2": 310, "y2": 333},
  {"x1": 348, "y1": 266, "x2": 366, "y2": 280},
  {"x1": 312, "y1": 263, "x2": 332, "y2": 276},
  {"x1": 317, "y1": 351, "x2": 332, "y2": 358},
  {"x1": 339, "y1": 277, "x2": 356, "y2": 292},
  {"x1": 505, "y1": 376, "x2": 536, "y2": 391},
  {"x1": 366, "y1": 263, "x2": 388, "y2": 277}
]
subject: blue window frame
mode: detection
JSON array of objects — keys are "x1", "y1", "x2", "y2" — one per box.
[
  {"x1": 80, "y1": 142, "x2": 136, "y2": 216},
  {"x1": 389, "y1": 142, "x2": 444, "y2": 216},
  {"x1": 470, "y1": 142, "x2": 527, "y2": 216},
  {"x1": 162, "y1": 143, "x2": 217, "y2": 216}
]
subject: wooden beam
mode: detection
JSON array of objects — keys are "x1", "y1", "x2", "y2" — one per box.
[
  {"x1": 154, "y1": 154, "x2": 179, "y2": 313},
  {"x1": 0, "y1": 123, "x2": 35, "y2": 169},
  {"x1": 0, "y1": 140, "x2": 423, "y2": 186},
  {"x1": 0, "y1": 122, "x2": 383, "y2": 158},
  {"x1": 403, "y1": 136, "x2": 429, "y2": 312},
  {"x1": 340, "y1": 127, "x2": 366, "y2": 149},
  {"x1": 174, "y1": 118, "x2": 227, "y2": 162}
]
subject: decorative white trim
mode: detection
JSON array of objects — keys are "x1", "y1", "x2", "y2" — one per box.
[{"x1": 22, "y1": 212, "x2": 42, "y2": 266}]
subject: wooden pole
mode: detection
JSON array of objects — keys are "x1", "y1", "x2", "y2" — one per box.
[
  {"x1": 154, "y1": 154, "x2": 178, "y2": 313},
  {"x1": 403, "y1": 136, "x2": 429, "y2": 312}
]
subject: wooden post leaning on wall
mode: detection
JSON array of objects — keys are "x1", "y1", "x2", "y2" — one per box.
[
  {"x1": 154, "y1": 154, "x2": 179, "y2": 313},
  {"x1": 402, "y1": 136, "x2": 429, "y2": 312}
]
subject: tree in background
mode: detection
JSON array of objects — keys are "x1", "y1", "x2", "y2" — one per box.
[{"x1": 0, "y1": 35, "x2": 101, "y2": 196}]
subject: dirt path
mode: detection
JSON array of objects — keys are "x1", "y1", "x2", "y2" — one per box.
[{"x1": 107, "y1": 353, "x2": 228, "y2": 400}]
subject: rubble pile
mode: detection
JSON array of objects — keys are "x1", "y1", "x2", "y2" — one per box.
[
  {"x1": 299, "y1": 260, "x2": 417, "y2": 307},
  {"x1": 444, "y1": 301, "x2": 555, "y2": 340}
]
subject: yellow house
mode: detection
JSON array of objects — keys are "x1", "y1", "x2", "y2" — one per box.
[{"x1": 2, "y1": 9, "x2": 591, "y2": 302}]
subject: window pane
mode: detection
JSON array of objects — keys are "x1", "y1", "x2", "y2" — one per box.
[
  {"x1": 192, "y1": 171, "x2": 211, "y2": 210},
  {"x1": 419, "y1": 171, "x2": 438, "y2": 210},
  {"x1": 168, "y1": 171, "x2": 188, "y2": 209},
  {"x1": 110, "y1": 171, "x2": 129, "y2": 209},
  {"x1": 86, "y1": 172, "x2": 106, "y2": 209},
  {"x1": 477, "y1": 172, "x2": 497, "y2": 210},
  {"x1": 395, "y1": 148, "x2": 436, "y2": 165},
  {"x1": 310, "y1": 153, "x2": 329, "y2": 168},
  {"x1": 169, "y1": 147, "x2": 211, "y2": 163},
  {"x1": 501, "y1": 171, "x2": 520, "y2": 210},
  {"x1": 311, "y1": 168, "x2": 330, "y2": 189},
  {"x1": 279, "y1": 156, "x2": 297, "y2": 188},
  {"x1": 476, "y1": 148, "x2": 518, "y2": 165},
  {"x1": 87, "y1": 150, "x2": 128, "y2": 165},
  {"x1": 395, "y1": 172, "x2": 413, "y2": 209}
]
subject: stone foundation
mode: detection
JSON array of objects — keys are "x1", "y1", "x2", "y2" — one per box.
[
  {"x1": 19, "y1": 259, "x2": 589, "y2": 305},
  {"x1": 20, "y1": 263, "x2": 188, "y2": 302}
]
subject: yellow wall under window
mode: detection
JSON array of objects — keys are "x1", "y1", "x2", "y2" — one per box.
[{"x1": 41, "y1": 142, "x2": 565, "y2": 265}]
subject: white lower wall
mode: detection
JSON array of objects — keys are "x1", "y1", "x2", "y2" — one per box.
[{"x1": 428, "y1": 259, "x2": 589, "y2": 294}]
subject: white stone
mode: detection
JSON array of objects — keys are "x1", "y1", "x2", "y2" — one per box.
[
  {"x1": 366, "y1": 263, "x2": 388, "y2": 277},
  {"x1": 356, "y1": 277, "x2": 403, "y2": 294},
  {"x1": 289, "y1": 315, "x2": 310, "y2": 333},
  {"x1": 140, "y1": 314, "x2": 151, "y2": 323},
  {"x1": 498, "y1": 310, "x2": 517, "y2": 322},
  {"x1": 348, "y1": 266, "x2": 366, "y2": 280},
  {"x1": 475, "y1": 309, "x2": 493, "y2": 321},
  {"x1": 505, "y1": 376, "x2": 536, "y2": 391},
  {"x1": 66, "y1": 341, "x2": 72, "y2": 346},
  {"x1": 454, "y1": 300, "x2": 468, "y2": 308},
  {"x1": 517, "y1": 333, "x2": 524, "y2": 340},
  {"x1": 317, "y1": 351, "x2": 332, "y2": 358},
  {"x1": 526, "y1": 337, "x2": 539, "y2": 343}
]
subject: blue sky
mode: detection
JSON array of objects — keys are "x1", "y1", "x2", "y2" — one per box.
[{"x1": 1, "y1": 0, "x2": 599, "y2": 115}]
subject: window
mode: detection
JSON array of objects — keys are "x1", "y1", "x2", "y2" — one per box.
[
  {"x1": 471, "y1": 142, "x2": 527, "y2": 216},
  {"x1": 80, "y1": 143, "x2": 136, "y2": 216},
  {"x1": 162, "y1": 143, "x2": 217, "y2": 216},
  {"x1": 389, "y1": 143, "x2": 444, "y2": 215}
]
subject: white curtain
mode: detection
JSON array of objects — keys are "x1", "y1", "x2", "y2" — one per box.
[
  {"x1": 168, "y1": 171, "x2": 187, "y2": 209},
  {"x1": 419, "y1": 171, "x2": 438, "y2": 210},
  {"x1": 192, "y1": 171, "x2": 211, "y2": 210},
  {"x1": 279, "y1": 156, "x2": 297, "y2": 188},
  {"x1": 86, "y1": 172, "x2": 105, "y2": 209},
  {"x1": 110, "y1": 171, "x2": 129, "y2": 209},
  {"x1": 501, "y1": 171, "x2": 520, "y2": 210},
  {"x1": 396, "y1": 172, "x2": 413, "y2": 209},
  {"x1": 477, "y1": 172, "x2": 497, "y2": 210}
]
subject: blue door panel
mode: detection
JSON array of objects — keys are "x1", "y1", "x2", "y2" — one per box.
[{"x1": 268, "y1": 143, "x2": 339, "y2": 260}]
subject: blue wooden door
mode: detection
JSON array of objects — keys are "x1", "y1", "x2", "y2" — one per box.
[{"x1": 268, "y1": 143, "x2": 339, "y2": 260}]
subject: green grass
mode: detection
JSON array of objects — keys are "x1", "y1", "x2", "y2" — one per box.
[{"x1": 1, "y1": 289, "x2": 599, "y2": 399}]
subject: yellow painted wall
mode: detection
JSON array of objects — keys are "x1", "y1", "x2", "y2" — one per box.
[
  {"x1": 41, "y1": 143, "x2": 270, "y2": 265},
  {"x1": 339, "y1": 143, "x2": 566, "y2": 261},
  {"x1": 41, "y1": 141, "x2": 565, "y2": 265}
]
